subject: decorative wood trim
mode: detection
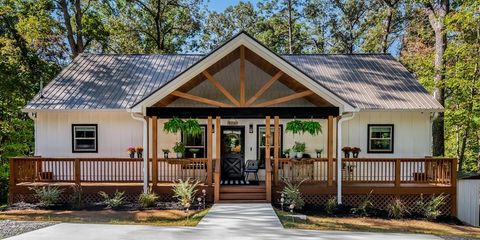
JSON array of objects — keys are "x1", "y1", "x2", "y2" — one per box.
[
  {"x1": 265, "y1": 116, "x2": 272, "y2": 202},
  {"x1": 152, "y1": 116, "x2": 158, "y2": 186},
  {"x1": 253, "y1": 90, "x2": 314, "y2": 107},
  {"x1": 202, "y1": 71, "x2": 240, "y2": 106},
  {"x1": 327, "y1": 116, "x2": 333, "y2": 186},
  {"x1": 214, "y1": 116, "x2": 221, "y2": 203},
  {"x1": 207, "y1": 116, "x2": 213, "y2": 186},
  {"x1": 246, "y1": 71, "x2": 283, "y2": 106},
  {"x1": 171, "y1": 91, "x2": 232, "y2": 107},
  {"x1": 147, "y1": 107, "x2": 340, "y2": 118},
  {"x1": 274, "y1": 116, "x2": 280, "y2": 186},
  {"x1": 240, "y1": 46, "x2": 246, "y2": 106}
]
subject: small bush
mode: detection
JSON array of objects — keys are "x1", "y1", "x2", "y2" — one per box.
[
  {"x1": 29, "y1": 186, "x2": 64, "y2": 207},
  {"x1": 69, "y1": 185, "x2": 83, "y2": 209},
  {"x1": 172, "y1": 178, "x2": 199, "y2": 208},
  {"x1": 416, "y1": 193, "x2": 446, "y2": 220},
  {"x1": 388, "y1": 198, "x2": 408, "y2": 219},
  {"x1": 280, "y1": 178, "x2": 306, "y2": 210},
  {"x1": 325, "y1": 197, "x2": 337, "y2": 215},
  {"x1": 351, "y1": 191, "x2": 373, "y2": 216},
  {"x1": 99, "y1": 190, "x2": 125, "y2": 209},
  {"x1": 138, "y1": 188, "x2": 158, "y2": 208}
]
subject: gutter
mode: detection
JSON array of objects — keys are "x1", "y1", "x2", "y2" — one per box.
[
  {"x1": 336, "y1": 112, "x2": 356, "y2": 205},
  {"x1": 27, "y1": 112, "x2": 38, "y2": 156},
  {"x1": 130, "y1": 112, "x2": 148, "y2": 193}
]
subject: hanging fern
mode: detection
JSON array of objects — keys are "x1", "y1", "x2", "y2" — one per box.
[
  {"x1": 286, "y1": 120, "x2": 304, "y2": 134},
  {"x1": 163, "y1": 117, "x2": 185, "y2": 134},
  {"x1": 286, "y1": 120, "x2": 322, "y2": 136},
  {"x1": 183, "y1": 119, "x2": 202, "y2": 137}
]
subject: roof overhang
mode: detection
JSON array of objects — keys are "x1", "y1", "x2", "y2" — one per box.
[{"x1": 130, "y1": 32, "x2": 357, "y2": 114}]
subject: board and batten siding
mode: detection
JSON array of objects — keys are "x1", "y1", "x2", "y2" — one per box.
[
  {"x1": 457, "y1": 179, "x2": 480, "y2": 226},
  {"x1": 34, "y1": 111, "x2": 431, "y2": 159},
  {"x1": 35, "y1": 111, "x2": 143, "y2": 157}
]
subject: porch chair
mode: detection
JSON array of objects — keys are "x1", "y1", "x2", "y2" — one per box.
[{"x1": 244, "y1": 159, "x2": 259, "y2": 182}]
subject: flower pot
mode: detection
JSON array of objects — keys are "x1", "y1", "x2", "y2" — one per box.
[
  {"x1": 344, "y1": 152, "x2": 350, "y2": 158},
  {"x1": 352, "y1": 152, "x2": 359, "y2": 158},
  {"x1": 193, "y1": 153, "x2": 197, "y2": 158},
  {"x1": 137, "y1": 152, "x2": 143, "y2": 159},
  {"x1": 296, "y1": 152, "x2": 303, "y2": 159},
  {"x1": 129, "y1": 152, "x2": 135, "y2": 158},
  {"x1": 164, "y1": 153, "x2": 169, "y2": 159},
  {"x1": 176, "y1": 152, "x2": 183, "y2": 158}
]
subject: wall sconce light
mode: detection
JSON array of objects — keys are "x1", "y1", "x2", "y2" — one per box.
[{"x1": 249, "y1": 124, "x2": 254, "y2": 133}]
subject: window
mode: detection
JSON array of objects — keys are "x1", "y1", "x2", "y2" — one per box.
[
  {"x1": 257, "y1": 125, "x2": 283, "y2": 169},
  {"x1": 182, "y1": 125, "x2": 207, "y2": 158},
  {"x1": 367, "y1": 124, "x2": 394, "y2": 153},
  {"x1": 72, "y1": 124, "x2": 98, "y2": 153}
]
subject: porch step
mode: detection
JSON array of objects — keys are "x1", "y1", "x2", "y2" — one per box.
[
  {"x1": 217, "y1": 199, "x2": 269, "y2": 203},
  {"x1": 220, "y1": 192, "x2": 267, "y2": 201},
  {"x1": 220, "y1": 185, "x2": 265, "y2": 193}
]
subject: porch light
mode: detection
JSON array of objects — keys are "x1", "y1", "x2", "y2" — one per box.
[{"x1": 249, "y1": 124, "x2": 254, "y2": 133}]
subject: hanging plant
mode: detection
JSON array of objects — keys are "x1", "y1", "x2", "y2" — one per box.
[
  {"x1": 183, "y1": 119, "x2": 202, "y2": 137},
  {"x1": 163, "y1": 117, "x2": 184, "y2": 134},
  {"x1": 302, "y1": 120, "x2": 322, "y2": 136},
  {"x1": 285, "y1": 120, "x2": 304, "y2": 135},
  {"x1": 286, "y1": 120, "x2": 322, "y2": 136}
]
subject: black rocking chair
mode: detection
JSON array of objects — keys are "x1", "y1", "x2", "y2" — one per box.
[{"x1": 244, "y1": 159, "x2": 259, "y2": 182}]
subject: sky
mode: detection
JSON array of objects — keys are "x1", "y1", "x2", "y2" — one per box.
[{"x1": 207, "y1": 0, "x2": 260, "y2": 12}]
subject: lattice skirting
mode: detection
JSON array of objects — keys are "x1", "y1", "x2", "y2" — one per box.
[{"x1": 273, "y1": 192, "x2": 454, "y2": 216}]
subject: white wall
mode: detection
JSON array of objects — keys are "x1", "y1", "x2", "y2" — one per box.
[
  {"x1": 35, "y1": 111, "x2": 143, "y2": 157},
  {"x1": 34, "y1": 110, "x2": 431, "y2": 159},
  {"x1": 458, "y1": 179, "x2": 480, "y2": 226}
]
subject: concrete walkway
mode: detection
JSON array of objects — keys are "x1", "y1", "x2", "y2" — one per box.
[{"x1": 6, "y1": 204, "x2": 442, "y2": 240}]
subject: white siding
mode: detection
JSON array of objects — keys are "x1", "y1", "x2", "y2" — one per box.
[
  {"x1": 35, "y1": 111, "x2": 143, "y2": 157},
  {"x1": 458, "y1": 179, "x2": 480, "y2": 226}
]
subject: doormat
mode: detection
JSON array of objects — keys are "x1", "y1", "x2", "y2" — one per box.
[{"x1": 220, "y1": 179, "x2": 259, "y2": 185}]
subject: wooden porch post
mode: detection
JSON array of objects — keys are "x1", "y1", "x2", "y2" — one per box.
[
  {"x1": 327, "y1": 115, "x2": 334, "y2": 186},
  {"x1": 451, "y1": 158, "x2": 458, "y2": 216},
  {"x1": 74, "y1": 158, "x2": 81, "y2": 185},
  {"x1": 273, "y1": 116, "x2": 280, "y2": 186},
  {"x1": 207, "y1": 116, "x2": 213, "y2": 186},
  {"x1": 152, "y1": 116, "x2": 158, "y2": 186},
  {"x1": 214, "y1": 116, "x2": 221, "y2": 203},
  {"x1": 265, "y1": 116, "x2": 272, "y2": 202}
]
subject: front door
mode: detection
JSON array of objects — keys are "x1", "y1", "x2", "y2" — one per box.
[{"x1": 221, "y1": 126, "x2": 245, "y2": 180}]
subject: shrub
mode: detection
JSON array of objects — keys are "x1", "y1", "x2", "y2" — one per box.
[
  {"x1": 416, "y1": 193, "x2": 446, "y2": 220},
  {"x1": 98, "y1": 190, "x2": 125, "y2": 209},
  {"x1": 29, "y1": 186, "x2": 64, "y2": 207},
  {"x1": 69, "y1": 185, "x2": 83, "y2": 209},
  {"x1": 388, "y1": 198, "x2": 408, "y2": 219},
  {"x1": 351, "y1": 191, "x2": 373, "y2": 216},
  {"x1": 138, "y1": 188, "x2": 158, "y2": 208},
  {"x1": 325, "y1": 197, "x2": 337, "y2": 215},
  {"x1": 0, "y1": 165, "x2": 8, "y2": 204},
  {"x1": 172, "y1": 178, "x2": 199, "y2": 208},
  {"x1": 280, "y1": 178, "x2": 306, "y2": 210}
]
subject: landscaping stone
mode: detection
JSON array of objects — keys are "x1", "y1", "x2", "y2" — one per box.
[
  {"x1": 286, "y1": 214, "x2": 307, "y2": 220},
  {"x1": 0, "y1": 220, "x2": 55, "y2": 239}
]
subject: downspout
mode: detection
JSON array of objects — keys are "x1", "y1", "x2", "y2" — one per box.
[
  {"x1": 27, "y1": 112, "x2": 37, "y2": 156},
  {"x1": 130, "y1": 112, "x2": 148, "y2": 193},
  {"x1": 336, "y1": 112, "x2": 355, "y2": 205}
]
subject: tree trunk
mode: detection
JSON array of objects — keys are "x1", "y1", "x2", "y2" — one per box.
[
  {"x1": 426, "y1": 0, "x2": 449, "y2": 156},
  {"x1": 382, "y1": 7, "x2": 393, "y2": 53},
  {"x1": 287, "y1": 0, "x2": 293, "y2": 54},
  {"x1": 58, "y1": 0, "x2": 84, "y2": 58}
]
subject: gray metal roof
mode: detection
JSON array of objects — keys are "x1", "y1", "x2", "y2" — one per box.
[{"x1": 25, "y1": 53, "x2": 442, "y2": 111}]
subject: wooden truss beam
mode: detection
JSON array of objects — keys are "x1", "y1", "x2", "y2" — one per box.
[
  {"x1": 171, "y1": 91, "x2": 232, "y2": 107},
  {"x1": 202, "y1": 70, "x2": 240, "y2": 106},
  {"x1": 252, "y1": 90, "x2": 314, "y2": 107},
  {"x1": 245, "y1": 71, "x2": 283, "y2": 106}
]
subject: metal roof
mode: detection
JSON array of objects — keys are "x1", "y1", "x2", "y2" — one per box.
[{"x1": 24, "y1": 53, "x2": 442, "y2": 111}]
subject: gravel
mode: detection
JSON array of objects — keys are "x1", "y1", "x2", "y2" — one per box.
[
  {"x1": 442, "y1": 237, "x2": 478, "y2": 240},
  {"x1": 0, "y1": 220, "x2": 56, "y2": 239}
]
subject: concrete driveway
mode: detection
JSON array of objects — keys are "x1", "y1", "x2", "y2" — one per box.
[{"x1": 6, "y1": 204, "x2": 442, "y2": 240}]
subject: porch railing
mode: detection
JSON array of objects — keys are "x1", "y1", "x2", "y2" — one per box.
[
  {"x1": 276, "y1": 157, "x2": 457, "y2": 187},
  {"x1": 9, "y1": 157, "x2": 214, "y2": 186}
]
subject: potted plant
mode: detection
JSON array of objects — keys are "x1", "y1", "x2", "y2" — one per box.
[
  {"x1": 351, "y1": 147, "x2": 361, "y2": 158},
  {"x1": 162, "y1": 149, "x2": 170, "y2": 159},
  {"x1": 292, "y1": 142, "x2": 306, "y2": 159},
  {"x1": 163, "y1": 117, "x2": 185, "y2": 134},
  {"x1": 173, "y1": 142, "x2": 185, "y2": 158},
  {"x1": 127, "y1": 146, "x2": 136, "y2": 158},
  {"x1": 164, "y1": 117, "x2": 202, "y2": 137},
  {"x1": 342, "y1": 146, "x2": 352, "y2": 158},
  {"x1": 189, "y1": 148, "x2": 200, "y2": 158},
  {"x1": 283, "y1": 149, "x2": 291, "y2": 158},
  {"x1": 286, "y1": 120, "x2": 322, "y2": 136},
  {"x1": 315, "y1": 149, "x2": 323, "y2": 158},
  {"x1": 136, "y1": 146, "x2": 144, "y2": 158}
]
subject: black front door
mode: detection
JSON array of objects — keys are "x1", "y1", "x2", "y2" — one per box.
[{"x1": 221, "y1": 126, "x2": 245, "y2": 180}]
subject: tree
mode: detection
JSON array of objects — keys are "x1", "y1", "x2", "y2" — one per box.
[
  {"x1": 304, "y1": 0, "x2": 331, "y2": 53},
  {"x1": 424, "y1": 0, "x2": 449, "y2": 156}
]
